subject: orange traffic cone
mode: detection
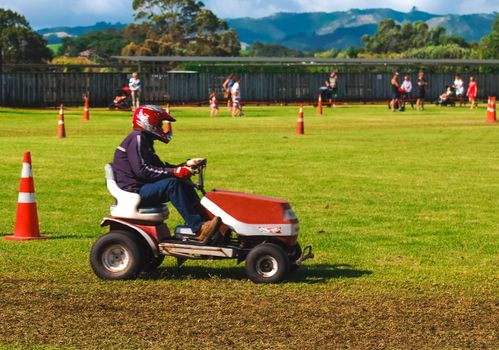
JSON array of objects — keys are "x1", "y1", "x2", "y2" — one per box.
[
  {"x1": 486, "y1": 96, "x2": 496, "y2": 123},
  {"x1": 295, "y1": 104, "x2": 304, "y2": 135},
  {"x1": 82, "y1": 96, "x2": 90, "y2": 121},
  {"x1": 57, "y1": 104, "x2": 66, "y2": 138},
  {"x1": 6, "y1": 152, "x2": 46, "y2": 240},
  {"x1": 317, "y1": 94, "x2": 323, "y2": 115}
]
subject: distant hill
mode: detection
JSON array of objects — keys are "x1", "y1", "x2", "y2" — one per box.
[
  {"x1": 37, "y1": 9, "x2": 497, "y2": 50},
  {"x1": 37, "y1": 21, "x2": 126, "y2": 44},
  {"x1": 227, "y1": 8, "x2": 497, "y2": 50}
]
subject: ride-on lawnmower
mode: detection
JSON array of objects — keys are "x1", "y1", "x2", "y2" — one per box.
[{"x1": 90, "y1": 159, "x2": 313, "y2": 283}]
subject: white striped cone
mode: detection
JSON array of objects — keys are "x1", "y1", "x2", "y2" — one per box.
[
  {"x1": 82, "y1": 97, "x2": 90, "y2": 121},
  {"x1": 295, "y1": 104, "x2": 304, "y2": 135},
  {"x1": 487, "y1": 96, "x2": 496, "y2": 123},
  {"x1": 58, "y1": 104, "x2": 66, "y2": 138},
  {"x1": 317, "y1": 94, "x2": 323, "y2": 115},
  {"x1": 6, "y1": 152, "x2": 46, "y2": 240}
]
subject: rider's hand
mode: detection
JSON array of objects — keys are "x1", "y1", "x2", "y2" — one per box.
[
  {"x1": 186, "y1": 158, "x2": 204, "y2": 167},
  {"x1": 174, "y1": 166, "x2": 192, "y2": 179}
]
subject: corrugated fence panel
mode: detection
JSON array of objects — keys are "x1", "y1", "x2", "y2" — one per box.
[{"x1": 0, "y1": 72, "x2": 497, "y2": 107}]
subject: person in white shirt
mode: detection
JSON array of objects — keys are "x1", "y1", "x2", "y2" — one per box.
[
  {"x1": 231, "y1": 77, "x2": 243, "y2": 117},
  {"x1": 129, "y1": 72, "x2": 142, "y2": 110},
  {"x1": 401, "y1": 75, "x2": 414, "y2": 109},
  {"x1": 453, "y1": 74, "x2": 465, "y2": 106}
]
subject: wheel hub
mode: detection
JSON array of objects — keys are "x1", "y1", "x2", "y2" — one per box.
[
  {"x1": 255, "y1": 255, "x2": 278, "y2": 278},
  {"x1": 102, "y1": 244, "x2": 130, "y2": 272}
]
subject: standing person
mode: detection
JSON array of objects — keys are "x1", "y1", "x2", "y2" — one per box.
[
  {"x1": 129, "y1": 72, "x2": 142, "y2": 110},
  {"x1": 401, "y1": 75, "x2": 414, "y2": 109},
  {"x1": 209, "y1": 91, "x2": 219, "y2": 117},
  {"x1": 453, "y1": 74, "x2": 465, "y2": 106},
  {"x1": 390, "y1": 72, "x2": 402, "y2": 112},
  {"x1": 416, "y1": 71, "x2": 429, "y2": 111},
  {"x1": 328, "y1": 71, "x2": 339, "y2": 107},
  {"x1": 231, "y1": 76, "x2": 242, "y2": 118},
  {"x1": 222, "y1": 73, "x2": 235, "y2": 110},
  {"x1": 467, "y1": 76, "x2": 478, "y2": 109}
]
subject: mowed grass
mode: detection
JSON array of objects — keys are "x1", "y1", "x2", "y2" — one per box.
[{"x1": 0, "y1": 105, "x2": 497, "y2": 349}]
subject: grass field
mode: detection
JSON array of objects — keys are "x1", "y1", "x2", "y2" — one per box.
[{"x1": 0, "y1": 105, "x2": 497, "y2": 349}]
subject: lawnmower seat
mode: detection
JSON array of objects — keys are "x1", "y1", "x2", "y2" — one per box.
[{"x1": 104, "y1": 164, "x2": 169, "y2": 221}]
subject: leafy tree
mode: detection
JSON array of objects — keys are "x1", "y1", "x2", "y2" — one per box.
[
  {"x1": 337, "y1": 47, "x2": 359, "y2": 58},
  {"x1": 122, "y1": 0, "x2": 240, "y2": 56},
  {"x1": 0, "y1": 8, "x2": 52, "y2": 63},
  {"x1": 314, "y1": 49, "x2": 340, "y2": 58},
  {"x1": 58, "y1": 29, "x2": 128, "y2": 61},
  {"x1": 361, "y1": 19, "x2": 469, "y2": 55},
  {"x1": 479, "y1": 14, "x2": 499, "y2": 59},
  {"x1": 402, "y1": 44, "x2": 472, "y2": 59},
  {"x1": 249, "y1": 42, "x2": 304, "y2": 57}
]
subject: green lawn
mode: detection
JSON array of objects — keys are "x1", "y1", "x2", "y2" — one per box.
[{"x1": 0, "y1": 105, "x2": 497, "y2": 349}]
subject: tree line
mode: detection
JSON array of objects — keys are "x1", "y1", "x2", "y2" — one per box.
[{"x1": 0, "y1": 2, "x2": 498, "y2": 65}]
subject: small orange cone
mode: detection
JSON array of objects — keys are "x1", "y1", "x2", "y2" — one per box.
[
  {"x1": 6, "y1": 152, "x2": 46, "y2": 240},
  {"x1": 57, "y1": 104, "x2": 66, "y2": 138},
  {"x1": 317, "y1": 94, "x2": 323, "y2": 115},
  {"x1": 295, "y1": 104, "x2": 304, "y2": 135},
  {"x1": 82, "y1": 96, "x2": 90, "y2": 121},
  {"x1": 486, "y1": 96, "x2": 496, "y2": 123}
]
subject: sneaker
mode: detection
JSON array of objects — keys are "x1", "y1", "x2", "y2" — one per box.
[{"x1": 197, "y1": 217, "x2": 221, "y2": 243}]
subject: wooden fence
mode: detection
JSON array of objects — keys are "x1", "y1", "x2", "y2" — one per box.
[{"x1": 0, "y1": 72, "x2": 497, "y2": 107}]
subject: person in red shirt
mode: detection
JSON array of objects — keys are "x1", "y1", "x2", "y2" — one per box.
[{"x1": 466, "y1": 76, "x2": 478, "y2": 109}]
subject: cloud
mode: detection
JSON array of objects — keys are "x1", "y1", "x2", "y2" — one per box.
[
  {"x1": 0, "y1": 0, "x2": 496, "y2": 28},
  {"x1": 203, "y1": 0, "x2": 497, "y2": 18},
  {"x1": 0, "y1": 0, "x2": 133, "y2": 28}
]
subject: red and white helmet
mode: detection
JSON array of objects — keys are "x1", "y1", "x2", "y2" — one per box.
[{"x1": 133, "y1": 105, "x2": 176, "y2": 143}]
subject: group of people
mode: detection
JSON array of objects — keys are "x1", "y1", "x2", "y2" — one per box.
[
  {"x1": 390, "y1": 72, "x2": 428, "y2": 112},
  {"x1": 390, "y1": 72, "x2": 479, "y2": 112},
  {"x1": 208, "y1": 74, "x2": 243, "y2": 118},
  {"x1": 437, "y1": 75, "x2": 478, "y2": 109}
]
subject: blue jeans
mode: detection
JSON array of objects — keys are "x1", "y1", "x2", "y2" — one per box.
[{"x1": 139, "y1": 178, "x2": 204, "y2": 232}]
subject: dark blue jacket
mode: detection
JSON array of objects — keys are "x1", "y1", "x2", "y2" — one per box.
[{"x1": 113, "y1": 130, "x2": 176, "y2": 193}]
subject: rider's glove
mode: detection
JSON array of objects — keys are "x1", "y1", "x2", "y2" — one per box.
[{"x1": 174, "y1": 166, "x2": 192, "y2": 179}]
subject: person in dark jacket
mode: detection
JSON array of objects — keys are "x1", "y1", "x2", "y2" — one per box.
[{"x1": 112, "y1": 105, "x2": 220, "y2": 243}]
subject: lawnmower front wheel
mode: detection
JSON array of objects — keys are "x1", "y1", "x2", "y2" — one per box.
[{"x1": 245, "y1": 243, "x2": 289, "y2": 284}]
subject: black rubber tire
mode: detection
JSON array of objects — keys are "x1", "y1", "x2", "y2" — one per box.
[
  {"x1": 289, "y1": 243, "x2": 302, "y2": 273},
  {"x1": 142, "y1": 249, "x2": 165, "y2": 272},
  {"x1": 245, "y1": 243, "x2": 289, "y2": 284},
  {"x1": 90, "y1": 230, "x2": 144, "y2": 280}
]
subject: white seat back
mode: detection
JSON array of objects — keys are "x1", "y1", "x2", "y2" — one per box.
[{"x1": 105, "y1": 164, "x2": 168, "y2": 222}]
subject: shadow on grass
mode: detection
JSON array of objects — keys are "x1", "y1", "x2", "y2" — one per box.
[
  {"x1": 145, "y1": 263, "x2": 372, "y2": 284},
  {"x1": 32, "y1": 232, "x2": 98, "y2": 240}
]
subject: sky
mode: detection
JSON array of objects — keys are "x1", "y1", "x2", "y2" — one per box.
[{"x1": 0, "y1": 0, "x2": 497, "y2": 29}]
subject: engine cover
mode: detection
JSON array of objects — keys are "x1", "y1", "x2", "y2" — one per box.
[{"x1": 200, "y1": 190, "x2": 299, "y2": 237}]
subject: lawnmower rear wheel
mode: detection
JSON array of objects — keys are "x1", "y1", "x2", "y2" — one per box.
[{"x1": 90, "y1": 230, "x2": 143, "y2": 280}]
